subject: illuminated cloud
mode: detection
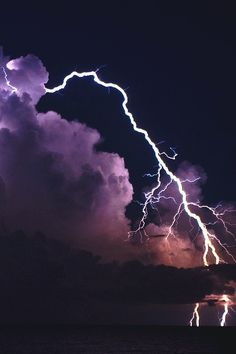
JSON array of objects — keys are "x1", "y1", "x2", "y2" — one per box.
[
  {"x1": 0, "y1": 53, "x2": 133, "y2": 257},
  {"x1": 0, "y1": 50, "x2": 235, "y2": 270}
]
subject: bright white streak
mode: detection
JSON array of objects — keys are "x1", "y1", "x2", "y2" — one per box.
[
  {"x1": 220, "y1": 294, "x2": 230, "y2": 327},
  {"x1": 45, "y1": 70, "x2": 220, "y2": 266},
  {"x1": 2, "y1": 67, "x2": 18, "y2": 93},
  {"x1": 189, "y1": 302, "x2": 200, "y2": 327}
]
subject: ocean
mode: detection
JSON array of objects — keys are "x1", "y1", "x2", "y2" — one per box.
[{"x1": 0, "y1": 326, "x2": 233, "y2": 353}]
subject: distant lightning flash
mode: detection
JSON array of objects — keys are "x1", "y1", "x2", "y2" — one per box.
[
  {"x1": 189, "y1": 303, "x2": 200, "y2": 327},
  {"x1": 220, "y1": 294, "x2": 230, "y2": 327},
  {"x1": 191, "y1": 293, "x2": 234, "y2": 327}
]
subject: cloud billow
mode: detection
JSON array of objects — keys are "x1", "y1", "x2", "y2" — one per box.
[{"x1": 0, "y1": 54, "x2": 133, "y2": 257}]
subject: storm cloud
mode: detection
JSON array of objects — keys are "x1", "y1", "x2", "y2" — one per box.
[
  {"x1": 0, "y1": 51, "x2": 235, "y2": 269},
  {"x1": 0, "y1": 53, "x2": 133, "y2": 258},
  {"x1": 0, "y1": 230, "x2": 235, "y2": 324}
]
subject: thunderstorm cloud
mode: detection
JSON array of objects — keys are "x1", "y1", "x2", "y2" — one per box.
[
  {"x1": 0, "y1": 50, "x2": 236, "y2": 324},
  {"x1": 0, "y1": 50, "x2": 235, "y2": 269},
  {"x1": 0, "y1": 231, "x2": 235, "y2": 324},
  {"x1": 0, "y1": 53, "x2": 133, "y2": 258}
]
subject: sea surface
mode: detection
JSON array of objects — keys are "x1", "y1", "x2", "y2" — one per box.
[{"x1": 0, "y1": 326, "x2": 233, "y2": 354}]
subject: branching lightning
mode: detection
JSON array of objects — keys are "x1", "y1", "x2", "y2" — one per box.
[
  {"x1": 5, "y1": 64, "x2": 235, "y2": 326},
  {"x1": 44, "y1": 68, "x2": 236, "y2": 326},
  {"x1": 44, "y1": 69, "x2": 235, "y2": 268}
]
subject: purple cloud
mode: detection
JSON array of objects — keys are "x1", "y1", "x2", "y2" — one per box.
[{"x1": 0, "y1": 53, "x2": 133, "y2": 258}]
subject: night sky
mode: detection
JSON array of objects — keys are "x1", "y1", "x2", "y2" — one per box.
[
  {"x1": 0, "y1": 1, "x2": 236, "y2": 325},
  {"x1": 2, "y1": 2, "x2": 236, "y2": 204}
]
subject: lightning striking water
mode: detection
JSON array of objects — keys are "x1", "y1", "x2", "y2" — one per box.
[
  {"x1": 189, "y1": 303, "x2": 200, "y2": 327},
  {"x1": 220, "y1": 294, "x2": 230, "y2": 327}
]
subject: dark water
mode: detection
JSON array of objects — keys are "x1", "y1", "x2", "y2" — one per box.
[{"x1": 0, "y1": 326, "x2": 233, "y2": 354}]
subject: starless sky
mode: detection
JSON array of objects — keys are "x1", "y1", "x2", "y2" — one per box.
[
  {"x1": 1, "y1": 1, "x2": 236, "y2": 206},
  {"x1": 0, "y1": 1, "x2": 236, "y2": 325}
]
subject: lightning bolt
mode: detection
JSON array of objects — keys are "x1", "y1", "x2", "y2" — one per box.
[
  {"x1": 44, "y1": 68, "x2": 236, "y2": 268},
  {"x1": 7, "y1": 64, "x2": 235, "y2": 326},
  {"x1": 189, "y1": 302, "x2": 200, "y2": 327},
  {"x1": 220, "y1": 294, "x2": 230, "y2": 327},
  {"x1": 1, "y1": 67, "x2": 18, "y2": 93}
]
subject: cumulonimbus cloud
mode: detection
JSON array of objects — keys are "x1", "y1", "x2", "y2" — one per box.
[
  {"x1": 1, "y1": 51, "x2": 235, "y2": 268},
  {"x1": 0, "y1": 53, "x2": 133, "y2": 258}
]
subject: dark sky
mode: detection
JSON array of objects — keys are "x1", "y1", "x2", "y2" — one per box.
[
  {"x1": 1, "y1": 1, "x2": 236, "y2": 325},
  {"x1": 1, "y1": 1, "x2": 236, "y2": 205},
  {"x1": 0, "y1": 230, "x2": 235, "y2": 325}
]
